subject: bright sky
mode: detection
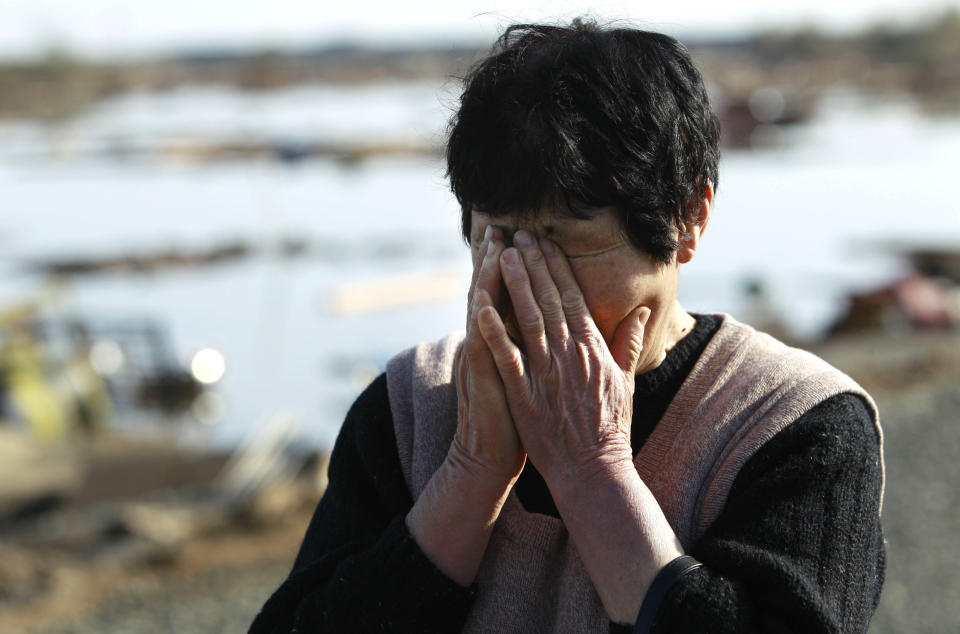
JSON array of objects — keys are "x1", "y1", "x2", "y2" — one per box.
[{"x1": 2, "y1": 0, "x2": 959, "y2": 59}]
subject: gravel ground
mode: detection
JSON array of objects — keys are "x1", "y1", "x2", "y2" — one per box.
[
  {"x1": 0, "y1": 501, "x2": 311, "y2": 634},
  {"x1": 816, "y1": 331, "x2": 960, "y2": 633},
  {"x1": 37, "y1": 561, "x2": 290, "y2": 634},
  {"x1": 868, "y1": 378, "x2": 960, "y2": 633},
  {"x1": 10, "y1": 331, "x2": 960, "y2": 633}
]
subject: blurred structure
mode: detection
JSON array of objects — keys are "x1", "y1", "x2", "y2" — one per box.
[
  {"x1": 0, "y1": 308, "x2": 221, "y2": 518},
  {"x1": 739, "y1": 277, "x2": 793, "y2": 342},
  {"x1": 829, "y1": 248, "x2": 960, "y2": 335},
  {"x1": 2, "y1": 10, "x2": 959, "y2": 162},
  {"x1": 0, "y1": 314, "x2": 211, "y2": 435}
]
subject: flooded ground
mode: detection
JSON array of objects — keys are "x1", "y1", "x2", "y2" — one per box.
[{"x1": 1, "y1": 85, "x2": 958, "y2": 450}]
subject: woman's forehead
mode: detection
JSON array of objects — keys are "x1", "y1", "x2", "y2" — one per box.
[{"x1": 470, "y1": 207, "x2": 622, "y2": 239}]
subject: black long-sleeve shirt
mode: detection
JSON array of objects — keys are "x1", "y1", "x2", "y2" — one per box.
[{"x1": 250, "y1": 315, "x2": 884, "y2": 633}]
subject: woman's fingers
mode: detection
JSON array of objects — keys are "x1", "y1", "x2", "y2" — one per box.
[
  {"x1": 473, "y1": 228, "x2": 501, "y2": 305},
  {"x1": 475, "y1": 298, "x2": 528, "y2": 397},
  {"x1": 474, "y1": 230, "x2": 505, "y2": 314},
  {"x1": 499, "y1": 245, "x2": 551, "y2": 371},
  {"x1": 609, "y1": 305, "x2": 650, "y2": 376},
  {"x1": 465, "y1": 290, "x2": 511, "y2": 419},
  {"x1": 467, "y1": 225, "x2": 504, "y2": 328},
  {"x1": 458, "y1": 288, "x2": 526, "y2": 481},
  {"x1": 539, "y1": 237, "x2": 595, "y2": 340},
  {"x1": 466, "y1": 229, "x2": 488, "y2": 327},
  {"x1": 467, "y1": 288, "x2": 506, "y2": 384},
  {"x1": 510, "y1": 231, "x2": 571, "y2": 350}
]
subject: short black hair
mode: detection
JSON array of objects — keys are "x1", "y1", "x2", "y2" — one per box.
[{"x1": 446, "y1": 19, "x2": 721, "y2": 264}]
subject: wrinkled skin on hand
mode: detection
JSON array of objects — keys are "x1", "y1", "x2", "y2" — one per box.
[
  {"x1": 451, "y1": 225, "x2": 526, "y2": 484},
  {"x1": 475, "y1": 230, "x2": 650, "y2": 488}
]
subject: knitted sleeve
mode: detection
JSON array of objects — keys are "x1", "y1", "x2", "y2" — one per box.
[
  {"x1": 247, "y1": 374, "x2": 474, "y2": 633},
  {"x1": 646, "y1": 393, "x2": 885, "y2": 633}
]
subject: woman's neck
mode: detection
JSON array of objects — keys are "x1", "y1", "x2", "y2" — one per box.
[{"x1": 663, "y1": 301, "x2": 696, "y2": 357}]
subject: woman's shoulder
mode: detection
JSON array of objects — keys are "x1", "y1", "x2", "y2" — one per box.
[
  {"x1": 702, "y1": 314, "x2": 878, "y2": 419},
  {"x1": 328, "y1": 372, "x2": 398, "y2": 481},
  {"x1": 385, "y1": 332, "x2": 465, "y2": 387},
  {"x1": 744, "y1": 391, "x2": 881, "y2": 481},
  {"x1": 383, "y1": 333, "x2": 465, "y2": 497}
]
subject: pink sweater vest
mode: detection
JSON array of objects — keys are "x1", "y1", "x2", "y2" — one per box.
[{"x1": 385, "y1": 315, "x2": 883, "y2": 633}]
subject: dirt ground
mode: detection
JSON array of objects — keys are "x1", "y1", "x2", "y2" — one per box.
[
  {"x1": 1, "y1": 329, "x2": 958, "y2": 633},
  {"x1": 814, "y1": 333, "x2": 960, "y2": 633},
  {"x1": 0, "y1": 512, "x2": 309, "y2": 633}
]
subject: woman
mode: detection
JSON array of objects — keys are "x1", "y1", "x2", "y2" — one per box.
[{"x1": 251, "y1": 20, "x2": 884, "y2": 633}]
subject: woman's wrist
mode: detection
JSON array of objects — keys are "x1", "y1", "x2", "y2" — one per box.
[
  {"x1": 446, "y1": 438, "x2": 524, "y2": 494},
  {"x1": 405, "y1": 450, "x2": 518, "y2": 587},
  {"x1": 541, "y1": 440, "x2": 636, "y2": 507},
  {"x1": 548, "y1": 463, "x2": 684, "y2": 623}
]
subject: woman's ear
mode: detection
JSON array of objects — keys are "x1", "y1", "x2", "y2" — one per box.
[{"x1": 676, "y1": 183, "x2": 713, "y2": 264}]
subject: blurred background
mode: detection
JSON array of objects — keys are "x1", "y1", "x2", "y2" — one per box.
[{"x1": 0, "y1": 1, "x2": 958, "y2": 632}]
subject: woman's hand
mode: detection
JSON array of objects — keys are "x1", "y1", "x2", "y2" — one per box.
[
  {"x1": 451, "y1": 225, "x2": 526, "y2": 485},
  {"x1": 405, "y1": 226, "x2": 525, "y2": 588},
  {"x1": 475, "y1": 229, "x2": 682, "y2": 623},
  {"x1": 476, "y1": 229, "x2": 649, "y2": 490}
]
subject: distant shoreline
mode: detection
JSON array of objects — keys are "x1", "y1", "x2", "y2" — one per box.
[{"x1": 1, "y1": 8, "x2": 959, "y2": 121}]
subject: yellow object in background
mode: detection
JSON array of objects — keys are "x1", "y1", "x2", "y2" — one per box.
[
  {"x1": 8, "y1": 370, "x2": 71, "y2": 444},
  {"x1": 1, "y1": 329, "x2": 113, "y2": 445}
]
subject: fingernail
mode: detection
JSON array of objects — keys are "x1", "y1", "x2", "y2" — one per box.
[
  {"x1": 477, "y1": 305, "x2": 498, "y2": 332},
  {"x1": 513, "y1": 230, "x2": 533, "y2": 248},
  {"x1": 502, "y1": 248, "x2": 520, "y2": 266},
  {"x1": 639, "y1": 307, "x2": 652, "y2": 327},
  {"x1": 484, "y1": 225, "x2": 494, "y2": 241},
  {"x1": 540, "y1": 238, "x2": 555, "y2": 255}
]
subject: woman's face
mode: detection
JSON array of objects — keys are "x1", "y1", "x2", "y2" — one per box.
[{"x1": 469, "y1": 208, "x2": 688, "y2": 374}]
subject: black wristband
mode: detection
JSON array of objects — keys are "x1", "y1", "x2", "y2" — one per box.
[{"x1": 633, "y1": 555, "x2": 703, "y2": 634}]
